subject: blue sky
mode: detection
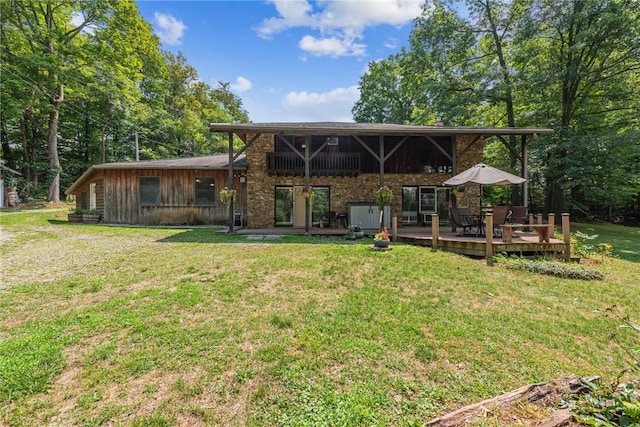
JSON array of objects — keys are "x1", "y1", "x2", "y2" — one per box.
[{"x1": 135, "y1": 0, "x2": 426, "y2": 123}]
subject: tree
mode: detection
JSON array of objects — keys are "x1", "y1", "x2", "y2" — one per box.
[
  {"x1": 353, "y1": 0, "x2": 640, "y2": 219},
  {"x1": 352, "y1": 54, "x2": 413, "y2": 123},
  {"x1": 518, "y1": 0, "x2": 640, "y2": 215},
  {"x1": 1, "y1": 0, "x2": 163, "y2": 202}
]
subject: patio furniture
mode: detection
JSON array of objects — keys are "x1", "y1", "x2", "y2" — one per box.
[
  {"x1": 450, "y1": 207, "x2": 478, "y2": 236},
  {"x1": 500, "y1": 223, "x2": 552, "y2": 243},
  {"x1": 336, "y1": 212, "x2": 348, "y2": 228},
  {"x1": 323, "y1": 211, "x2": 337, "y2": 228},
  {"x1": 491, "y1": 206, "x2": 509, "y2": 237},
  {"x1": 509, "y1": 206, "x2": 527, "y2": 224}
]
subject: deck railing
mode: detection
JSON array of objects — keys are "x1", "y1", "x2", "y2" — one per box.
[{"x1": 266, "y1": 152, "x2": 360, "y2": 176}]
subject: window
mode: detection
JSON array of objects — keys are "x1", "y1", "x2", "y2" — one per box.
[
  {"x1": 402, "y1": 187, "x2": 418, "y2": 212},
  {"x1": 401, "y1": 186, "x2": 419, "y2": 224},
  {"x1": 275, "y1": 186, "x2": 293, "y2": 225},
  {"x1": 139, "y1": 177, "x2": 160, "y2": 205},
  {"x1": 419, "y1": 187, "x2": 436, "y2": 213},
  {"x1": 311, "y1": 187, "x2": 330, "y2": 224},
  {"x1": 195, "y1": 177, "x2": 216, "y2": 205}
]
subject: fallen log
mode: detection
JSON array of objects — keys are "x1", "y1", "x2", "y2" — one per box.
[{"x1": 426, "y1": 376, "x2": 598, "y2": 427}]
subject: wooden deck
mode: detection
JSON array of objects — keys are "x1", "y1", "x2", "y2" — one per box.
[{"x1": 231, "y1": 224, "x2": 570, "y2": 259}]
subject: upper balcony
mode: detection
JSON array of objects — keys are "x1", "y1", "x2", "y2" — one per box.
[{"x1": 266, "y1": 152, "x2": 360, "y2": 177}]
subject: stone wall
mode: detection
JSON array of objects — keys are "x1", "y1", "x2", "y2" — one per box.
[{"x1": 244, "y1": 133, "x2": 484, "y2": 228}]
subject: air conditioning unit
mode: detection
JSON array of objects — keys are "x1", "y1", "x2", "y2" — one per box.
[{"x1": 326, "y1": 136, "x2": 339, "y2": 146}]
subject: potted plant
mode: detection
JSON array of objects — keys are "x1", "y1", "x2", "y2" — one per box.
[
  {"x1": 345, "y1": 225, "x2": 357, "y2": 240},
  {"x1": 219, "y1": 187, "x2": 236, "y2": 208},
  {"x1": 83, "y1": 209, "x2": 102, "y2": 224},
  {"x1": 351, "y1": 224, "x2": 364, "y2": 239},
  {"x1": 373, "y1": 227, "x2": 390, "y2": 248},
  {"x1": 68, "y1": 207, "x2": 84, "y2": 223}
]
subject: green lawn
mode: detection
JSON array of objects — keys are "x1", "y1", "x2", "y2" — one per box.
[{"x1": 1, "y1": 208, "x2": 639, "y2": 426}]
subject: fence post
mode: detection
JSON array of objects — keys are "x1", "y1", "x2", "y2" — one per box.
[
  {"x1": 485, "y1": 213, "x2": 494, "y2": 265},
  {"x1": 548, "y1": 213, "x2": 555, "y2": 239},
  {"x1": 562, "y1": 213, "x2": 571, "y2": 262}
]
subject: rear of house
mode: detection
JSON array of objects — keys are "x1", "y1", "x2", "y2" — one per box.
[{"x1": 66, "y1": 122, "x2": 551, "y2": 228}]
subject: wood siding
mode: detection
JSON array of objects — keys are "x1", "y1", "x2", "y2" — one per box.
[{"x1": 98, "y1": 169, "x2": 246, "y2": 225}]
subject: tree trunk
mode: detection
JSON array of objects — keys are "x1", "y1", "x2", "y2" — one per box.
[
  {"x1": 46, "y1": 82, "x2": 63, "y2": 203},
  {"x1": 47, "y1": 107, "x2": 61, "y2": 203}
]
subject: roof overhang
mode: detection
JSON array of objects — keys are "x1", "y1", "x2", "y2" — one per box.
[
  {"x1": 65, "y1": 154, "x2": 246, "y2": 195},
  {"x1": 209, "y1": 122, "x2": 554, "y2": 137}
]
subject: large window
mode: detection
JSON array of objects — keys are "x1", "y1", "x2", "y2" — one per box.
[
  {"x1": 402, "y1": 186, "x2": 418, "y2": 212},
  {"x1": 195, "y1": 177, "x2": 216, "y2": 205},
  {"x1": 275, "y1": 186, "x2": 293, "y2": 225},
  {"x1": 139, "y1": 177, "x2": 160, "y2": 205},
  {"x1": 311, "y1": 187, "x2": 330, "y2": 224}
]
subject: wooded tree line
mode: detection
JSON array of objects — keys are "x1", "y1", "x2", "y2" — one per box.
[
  {"x1": 1, "y1": 0, "x2": 248, "y2": 202},
  {"x1": 354, "y1": 0, "x2": 640, "y2": 222}
]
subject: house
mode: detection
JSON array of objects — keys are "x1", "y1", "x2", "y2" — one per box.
[
  {"x1": 208, "y1": 122, "x2": 552, "y2": 231},
  {"x1": 66, "y1": 122, "x2": 552, "y2": 229},
  {"x1": 65, "y1": 155, "x2": 247, "y2": 225}
]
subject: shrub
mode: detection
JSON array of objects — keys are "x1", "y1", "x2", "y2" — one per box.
[
  {"x1": 572, "y1": 230, "x2": 614, "y2": 261},
  {"x1": 498, "y1": 257, "x2": 604, "y2": 280}
]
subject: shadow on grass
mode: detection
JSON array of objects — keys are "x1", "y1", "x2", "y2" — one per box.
[
  {"x1": 157, "y1": 228, "x2": 358, "y2": 245},
  {"x1": 47, "y1": 219, "x2": 70, "y2": 225}
]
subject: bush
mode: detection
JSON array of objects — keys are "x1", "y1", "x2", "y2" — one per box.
[
  {"x1": 498, "y1": 257, "x2": 604, "y2": 280},
  {"x1": 572, "y1": 230, "x2": 614, "y2": 261}
]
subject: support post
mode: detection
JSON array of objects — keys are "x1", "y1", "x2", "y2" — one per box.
[
  {"x1": 485, "y1": 213, "x2": 494, "y2": 265},
  {"x1": 562, "y1": 213, "x2": 571, "y2": 262},
  {"x1": 304, "y1": 135, "x2": 311, "y2": 234},
  {"x1": 228, "y1": 132, "x2": 234, "y2": 233},
  {"x1": 522, "y1": 134, "x2": 529, "y2": 208},
  {"x1": 548, "y1": 213, "x2": 555, "y2": 239},
  {"x1": 528, "y1": 213, "x2": 534, "y2": 231},
  {"x1": 431, "y1": 213, "x2": 439, "y2": 252}
]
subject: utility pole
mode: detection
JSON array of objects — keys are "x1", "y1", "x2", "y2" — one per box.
[{"x1": 135, "y1": 131, "x2": 139, "y2": 161}]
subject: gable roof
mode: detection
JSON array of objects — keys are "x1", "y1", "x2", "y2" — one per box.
[
  {"x1": 209, "y1": 121, "x2": 554, "y2": 136},
  {"x1": 66, "y1": 154, "x2": 245, "y2": 195}
]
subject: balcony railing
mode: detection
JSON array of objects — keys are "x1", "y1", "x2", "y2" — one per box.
[{"x1": 267, "y1": 152, "x2": 360, "y2": 177}]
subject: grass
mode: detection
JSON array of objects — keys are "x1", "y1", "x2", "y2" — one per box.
[{"x1": 1, "y1": 207, "x2": 639, "y2": 426}]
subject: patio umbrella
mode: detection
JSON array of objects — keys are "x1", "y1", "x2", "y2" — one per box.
[
  {"x1": 442, "y1": 163, "x2": 526, "y2": 187},
  {"x1": 442, "y1": 163, "x2": 526, "y2": 211}
]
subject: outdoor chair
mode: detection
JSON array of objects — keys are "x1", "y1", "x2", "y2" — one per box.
[
  {"x1": 323, "y1": 211, "x2": 337, "y2": 228},
  {"x1": 450, "y1": 207, "x2": 478, "y2": 236},
  {"x1": 491, "y1": 205, "x2": 509, "y2": 237},
  {"x1": 509, "y1": 206, "x2": 527, "y2": 224}
]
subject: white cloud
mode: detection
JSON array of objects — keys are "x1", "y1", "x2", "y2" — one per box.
[
  {"x1": 230, "y1": 76, "x2": 253, "y2": 92},
  {"x1": 384, "y1": 37, "x2": 399, "y2": 49},
  {"x1": 258, "y1": 1, "x2": 316, "y2": 38},
  {"x1": 257, "y1": 0, "x2": 423, "y2": 57},
  {"x1": 154, "y1": 12, "x2": 187, "y2": 45},
  {"x1": 299, "y1": 35, "x2": 366, "y2": 57},
  {"x1": 282, "y1": 86, "x2": 360, "y2": 121}
]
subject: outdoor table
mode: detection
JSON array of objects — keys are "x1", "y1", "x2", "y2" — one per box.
[{"x1": 500, "y1": 224, "x2": 552, "y2": 243}]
